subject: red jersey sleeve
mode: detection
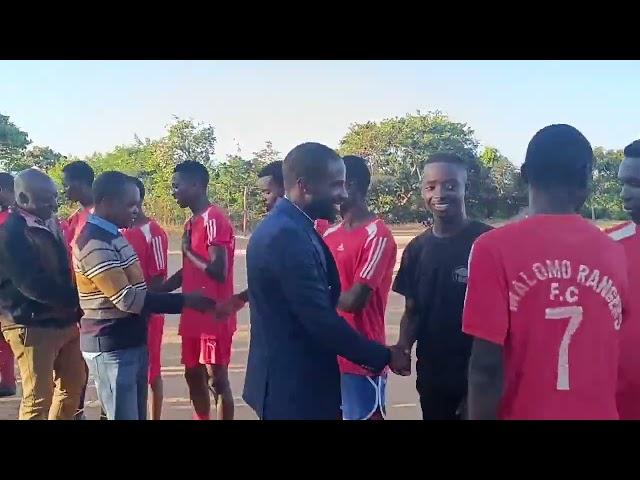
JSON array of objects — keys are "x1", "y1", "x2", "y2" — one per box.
[
  {"x1": 60, "y1": 218, "x2": 71, "y2": 244},
  {"x1": 147, "y1": 223, "x2": 169, "y2": 279},
  {"x1": 355, "y1": 227, "x2": 397, "y2": 290},
  {"x1": 462, "y1": 236, "x2": 510, "y2": 346},
  {"x1": 204, "y1": 209, "x2": 234, "y2": 248},
  {"x1": 314, "y1": 219, "x2": 330, "y2": 236}
]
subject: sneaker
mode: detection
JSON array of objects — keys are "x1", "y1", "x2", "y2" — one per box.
[{"x1": 0, "y1": 385, "x2": 16, "y2": 398}]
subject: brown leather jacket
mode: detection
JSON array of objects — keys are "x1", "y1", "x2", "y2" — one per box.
[{"x1": 0, "y1": 209, "x2": 80, "y2": 330}]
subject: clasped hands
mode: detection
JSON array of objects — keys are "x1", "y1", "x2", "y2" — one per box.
[
  {"x1": 388, "y1": 344, "x2": 411, "y2": 376},
  {"x1": 182, "y1": 292, "x2": 247, "y2": 320}
]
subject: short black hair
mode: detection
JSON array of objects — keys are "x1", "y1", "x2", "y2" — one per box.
[
  {"x1": 282, "y1": 142, "x2": 341, "y2": 189},
  {"x1": 93, "y1": 171, "x2": 137, "y2": 204},
  {"x1": 424, "y1": 152, "x2": 467, "y2": 169},
  {"x1": 134, "y1": 178, "x2": 146, "y2": 201},
  {"x1": 624, "y1": 140, "x2": 640, "y2": 159},
  {"x1": 173, "y1": 160, "x2": 210, "y2": 187},
  {"x1": 62, "y1": 161, "x2": 95, "y2": 186},
  {"x1": 0, "y1": 172, "x2": 14, "y2": 191},
  {"x1": 343, "y1": 155, "x2": 371, "y2": 195},
  {"x1": 258, "y1": 161, "x2": 284, "y2": 188},
  {"x1": 523, "y1": 124, "x2": 593, "y2": 189}
]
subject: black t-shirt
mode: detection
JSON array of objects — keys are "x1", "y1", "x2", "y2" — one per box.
[{"x1": 393, "y1": 220, "x2": 493, "y2": 393}]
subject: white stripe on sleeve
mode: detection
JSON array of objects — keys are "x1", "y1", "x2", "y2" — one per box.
[{"x1": 362, "y1": 237, "x2": 388, "y2": 280}]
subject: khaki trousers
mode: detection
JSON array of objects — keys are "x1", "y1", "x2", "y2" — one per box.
[{"x1": 3, "y1": 324, "x2": 86, "y2": 420}]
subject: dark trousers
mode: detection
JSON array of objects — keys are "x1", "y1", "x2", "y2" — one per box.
[{"x1": 417, "y1": 383, "x2": 467, "y2": 420}]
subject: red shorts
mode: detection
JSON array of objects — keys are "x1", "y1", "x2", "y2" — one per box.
[
  {"x1": 148, "y1": 315, "x2": 164, "y2": 384},
  {"x1": 181, "y1": 333, "x2": 233, "y2": 368}
]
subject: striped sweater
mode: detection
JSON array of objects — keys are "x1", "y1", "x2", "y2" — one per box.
[{"x1": 73, "y1": 215, "x2": 148, "y2": 352}]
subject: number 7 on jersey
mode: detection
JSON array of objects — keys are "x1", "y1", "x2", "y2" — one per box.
[{"x1": 545, "y1": 306, "x2": 584, "y2": 391}]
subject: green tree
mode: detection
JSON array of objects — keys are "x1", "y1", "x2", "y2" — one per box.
[
  {"x1": 251, "y1": 140, "x2": 281, "y2": 166},
  {"x1": 585, "y1": 147, "x2": 624, "y2": 220},
  {"x1": 163, "y1": 116, "x2": 216, "y2": 166},
  {"x1": 477, "y1": 147, "x2": 526, "y2": 218},
  {"x1": 339, "y1": 111, "x2": 479, "y2": 221},
  {"x1": 210, "y1": 154, "x2": 263, "y2": 231},
  {"x1": 0, "y1": 114, "x2": 31, "y2": 172},
  {"x1": 24, "y1": 146, "x2": 64, "y2": 171},
  {"x1": 27, "y1": 109, "x2": 631, "y2": 229}
]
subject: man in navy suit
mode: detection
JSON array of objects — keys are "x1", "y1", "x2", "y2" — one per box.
[{"x1": 243, "y1": 142, "x2": 410, "y2": 420}]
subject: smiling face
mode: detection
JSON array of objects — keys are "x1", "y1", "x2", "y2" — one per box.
[
  {"x1": 422, "y1": 161, "x2": 467, "y2": 221},
  {"x1": 297, "y1": 157, "x2": 347, "y2": 222}
]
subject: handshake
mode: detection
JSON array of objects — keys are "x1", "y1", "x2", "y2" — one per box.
[
  {"x1": 388, "y1": 344, "x2": 411, "y2": 376},
  {"x1": 182, "y1": 292, "x2": 248, "y2": 320}
]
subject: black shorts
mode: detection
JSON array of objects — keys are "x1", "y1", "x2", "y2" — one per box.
[{"x1": 417, "y1": 383, "x2": 467, "y2": 420}]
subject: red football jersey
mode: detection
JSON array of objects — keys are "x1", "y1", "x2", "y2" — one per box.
[
  {"x1": 180, "y1": 204, "x2": 236, "y2": 338},
  {"x1": 462, "y1": 215, "x2": 628, "y2": 420},
  {"x1": 605, "y1": 221, "x2": 640, "y2": 419},
  {"x1": 314, "y1": 219, "x2": 330, "y2": 237},
  {"x1": 323, "y1": 219, "x2": 397, "y2": 375},
  {"x1": 64, "y1": 207, "x2": 93, "y2": 247},
  {"x1": 122, "y1": 220, "x2": 169, "y2": 283}
]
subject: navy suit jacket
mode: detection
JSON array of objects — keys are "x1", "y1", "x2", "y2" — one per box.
[{"x1": 242, "y1": 198, "x2": 390, "y2": 420}]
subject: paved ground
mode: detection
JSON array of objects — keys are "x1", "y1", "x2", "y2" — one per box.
[{"x1": 0, "y1": 230, "x2": 423, "y2": 420}]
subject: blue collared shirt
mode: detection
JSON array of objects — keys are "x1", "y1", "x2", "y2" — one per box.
[{"x1": 87, "y1": 214, "x2": 119, "y2": 236}]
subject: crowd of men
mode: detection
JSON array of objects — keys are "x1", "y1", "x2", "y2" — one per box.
[{"x1": 0, "y1": 122, "x2": 640, "y2": 420}]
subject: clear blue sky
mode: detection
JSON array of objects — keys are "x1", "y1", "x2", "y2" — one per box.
[{"x1": 1, "y1": 60, "x2": 639, "y2": 165}]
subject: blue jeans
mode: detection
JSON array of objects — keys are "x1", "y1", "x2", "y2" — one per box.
[{"x1": 83, "y1": 346, "x2": 148, "y2": 420}]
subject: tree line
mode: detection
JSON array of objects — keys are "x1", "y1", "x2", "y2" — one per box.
[{"x1": 0, "y1": 111, "x2": 629, "y2": 229}]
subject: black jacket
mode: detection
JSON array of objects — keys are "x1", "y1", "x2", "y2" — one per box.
[{"x1": 0, "y1": 210, "x2": 79, "y2": 330}]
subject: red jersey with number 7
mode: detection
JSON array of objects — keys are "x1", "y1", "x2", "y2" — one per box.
[{"x1": 462, "y1": 215, "x2": 629, "y2": 420}]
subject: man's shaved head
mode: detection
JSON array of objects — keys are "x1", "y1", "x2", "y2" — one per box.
[{"x1": 14, "y1": 168, "x2": 59, "y2": 220}]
